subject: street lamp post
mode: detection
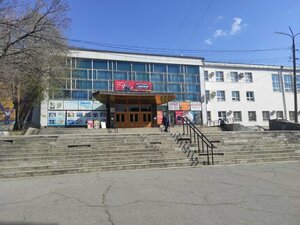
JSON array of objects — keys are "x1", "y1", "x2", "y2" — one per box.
[{"x1": 275, "y1": 27, "x2": 300, "y2": 123}]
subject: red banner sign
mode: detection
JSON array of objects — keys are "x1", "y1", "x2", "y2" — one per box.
[{"x1": 114, "y1": 80, "x2": 152, "y2": 92}]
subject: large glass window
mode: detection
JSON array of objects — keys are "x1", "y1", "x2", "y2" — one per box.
[
  {"x1": 76, "y1": 80, "x2": 92, "y2": 89},
  {"x1": 136, "y1": 72, "x2": 149, "y2": 81},
  {"x1": 186, "y1": 65, "x2": 199, "y2": 74},
  {"x1": 95, "y1": 71, "x2": 111, "y2": 80},
  {"x1": 117, "y1": 61, "x2": 131, "y2": 71},
  {"x1": 168, "y1": 65, "x2": 180, "y2": 74},
  {"x1": 132, "y1": 63, "x2": 146, "y2": 72},
  {"x1": 114, "y1": 72, "x2": 127, "y2": 80},
  {"x1": 53, "y1": 90, "x2": 70, "y2": 100},
  {"x1": 216, "y1": 90, "x2": 225, "y2": 101},
  {"x1": 76, "y1": 59, "x2": 91, "y2": 69},
  {"x1": 284, "y1": 75, "x2": 293, "y2": 92},
  {"x1": 153, "y1": 83, "x2": 166, "y2": 92},
  {"x1": 93, "y1": 81, "x2": 109, "y2": 90},
  {"x1": 272, "y1": 74, "x2": 281, "y2": 92},
  {"x1": 93, "y1": 60, "x2": 108, "y2": 70},
  {"x1": 185, "y1": 75, "x2": 197, "y2": 83},
  {"x1": 151, "y1": 73, "x2": 164, "y2": 82},
  {"x1": 169, "y1": 84, "x2": 181, "y2": 92},
  {"x1": 216, "y1": 71, "x2": 224, "y2": 82},
  {"x1": 72, "y1": 70, "x2": 88, "y2": 79},
  {"x1": 170, "y1": 74, "x2": 184, "y2": 82},
  {"x1": 72, "y1": 90, "x2": 88, "y2": 100},
  {"x1": 153, "y1": 64, "x2": 166, "y2": 73},
  {"x1": 186, "y1": 84, "x2": 199, "y2": 92}
]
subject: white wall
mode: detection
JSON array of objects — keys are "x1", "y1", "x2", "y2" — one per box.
[{"x1": 204, "y1": 62, "x2": 300, "y2": 127}]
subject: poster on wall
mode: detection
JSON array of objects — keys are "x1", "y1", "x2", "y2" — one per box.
[
  {"x1": 180, "y1": 102, "x2": 190, "y2": 111},
  {"x1": 191, "y1": 111, "x2": 202, "y2": 124},
  {"x1": 79, "y1": 101, "x2": 93, "y2": 110},
  {"x1": 0, "y1": 100, "x2": 15, "y2": 129},
  {"x1": 114, "y1": 80, "x2": 152, "y2": 92},
  {"x1": 175, "y1": 111, "x2": 184, "y2": 124},
  {"x1": 66, "y1": 111, "x2": 106, "y2": 126},
  {"x1": 64, "y1": 101, "x2": 78, "y2": 110},
  {"x1": 157, "y1": 111, "x2": 163, "y2": 125},
  {"x1": 168, "y1": 102, "x2": 180, "y2": 111},
  {"x1": 48, "y1": 111, "x2": 65, "y2": 126},
  {"x1": 92, "y1": 101, "x2": 106, "y2": 110},
  {"x1": 48, "y1": 100, "x2": 63, "y2": 110},
  {"x1": 190, "y1": 102, "x2": 202, "y2": 111}
]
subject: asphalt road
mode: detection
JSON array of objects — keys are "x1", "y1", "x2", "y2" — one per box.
[{"x1": 0, "y1": 162, "x2": 299, "y2": 225}]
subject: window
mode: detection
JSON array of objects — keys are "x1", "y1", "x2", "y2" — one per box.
[
  {"x1": 168, "y1": 84, "x2": 181, "y2": 92},
  {"x1": 186, "y1": 84, "x2": 199, "y2": 92},
  {"x1": 245, "y1": 72, "x2": 253, "y2": 83},
  {"x1": 205, "y1": 90, "x2": 210, "y2": 102},
  {"x1": 276, "y1": 111, "x2": 283, "y2": 119},
  {"x1": 76, "y1": 59, "x2": 91, "y2": 69},
  {"x1": 117, "y1": 61, "x2": 131, "y2": 71},
  {"x1": 76, "y1": 80, "x2": 92, "y2": 89},
  {"x1": 186, "y1": 65, "x2": 199, "y2": 74},
  {"x1": 171, "y1": 74, "x2": 184, "y2": 82},
  {"x1": 151, "y1": 73, "x2": 164, "y2": 82},
  {"x1": 153, "y1": 64, "x2": 166, "y2": 73},
  {"x1": 230, "y1": 72, "x2": 239, "y2": 82},
  {"x1": 136, "y1": 73, "x2": 149, "y2": 81},
  {"x1": 153, "y1": 83, "x2": 166, "y2": 92},
  {"x1": 233, "y1": 111, "x2": 242, "y2": 122},
  {"x1": 185, "y1": 75, "x2": 197, "y2": 83},
  {"x1": 262, "y1": 111, "x2": 270, "y2": 121},
  {"x1": 246, "y1": 91, "x2": 255, "y2": 101},
  {"x1": 72, "y1": 70, "x2": 88, "y2": 79},
  {"x1": 93, "y1": 60, "x2": 108, "y2": 70},
  {"x1": 93, "y1": 81, "x2": 108, "y2": 90},
  {"x1": 272, "y1": 74, "x2": 281, "y2": 92},
  {"x1": 248, "y1": 111, "x2": 257, "y2": 121},
  {"x1": 232, "y1": 91, "x2": 240, "y2": 101},
  {"x1": 114, "y1": 72, "x2": 127, "y2": 80},
  {"x1": 72, "y1": 90, "x2": 88, "y2": 100},
  {"x1": 216, "y1": 90, "x2": 225, "y2": 101},
  {"x1": 289, "y1": 111, "x2": 295, "y2": 121},
  {"x1": 95, "y1": 71, "x2": 111, "y2": 80},
  {"x1": 218, "y1": 111, "x2": 227, "y2": 120},
  {"x1": 168, "y1": 65, "x2": 180, "y2": 74},
  {"x1": 297, "y1": 76, "x2": 300, "y2": 92},
  {"x1": 284, "y1": 75, "x2": 293, "y2": 92},
  {"x1": 215, "y1": 71, "x2": 224, "y2": 82},
  {"x1": 132, "y1": 63, "x2": 146, "y2": 72},
  {"x1": 207, "y1": 111, "x2": 211, "y2": 122},
  {"x1": 204, "y1": 71, "x2": 209, "y2": 81}
]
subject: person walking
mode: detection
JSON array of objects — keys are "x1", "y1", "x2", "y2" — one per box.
[{"x1": 162, "y1": 114, "x2": 169, "y2": 132}]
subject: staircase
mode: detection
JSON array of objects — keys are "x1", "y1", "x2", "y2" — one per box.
[
  {"x1": 0, "y1": 132, "x2": 192, "y2": 179},
  {"x1": 179, "y1": 130, "x2": 300, "y2": 165}
]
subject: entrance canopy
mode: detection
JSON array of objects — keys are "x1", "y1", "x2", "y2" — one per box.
[{"x1": 93, "y1": 91, "x2": 176, "y2": 105}]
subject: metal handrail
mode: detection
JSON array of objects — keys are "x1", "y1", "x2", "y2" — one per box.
[{"x1": 181, "y1": 117, "x2": 216, "y2": 165}]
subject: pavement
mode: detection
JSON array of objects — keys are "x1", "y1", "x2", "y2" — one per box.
[{"x1": 0, "y1": 162, "x2": 300, "y2": 225}]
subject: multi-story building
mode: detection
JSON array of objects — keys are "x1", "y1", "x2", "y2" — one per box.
[{"x1": 39, "y1": 48, "x2": 300, "y2": 128}]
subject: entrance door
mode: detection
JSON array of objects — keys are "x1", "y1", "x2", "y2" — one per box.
[
  {"x1": 129, "y1": 113, "x2": 139, "y2": 127},
  {"x1": 115, "y1": 113, "x2": 126, "y2": 128}
]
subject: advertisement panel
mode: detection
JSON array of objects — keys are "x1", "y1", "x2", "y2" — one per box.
[
  {"x1": 175, "y1": 111, "x2": 184, "y2": 125},
  {"x1": 180, "y1": 102, "x2": 190, "y2": 111},
  {"x1": 92, "y1": 101, "x2": 105, "y2": 110},
  {"x1": 156, "y1": 111, "x2": 163, "y2": 125},
  {"x1": 0, "y1": 100, "x2": 15, "y2": 129},
  {"x1": 168, "y1": 102, "x2": 180, "y2": 111},
  {"x1": 114, "y1": 80, "x2": 152, "y2": 92},
  {"x1": 48, "y1": 100, "x2": 63, "y2": 110},
  {"x1": 66, "y1": 111, "x2": 106, "y2": 126},
  {"x1": 48, "y1": 111, "x2": 65, "y2": 126},
  {"x1": 79, "y1": 101, "x2": 93, "y2": 110},
  {"x1": 190, "y1": 102, "x2": 202, "y2": 111},
  {"x1": 64, "y1": 101, "x2": 78, "y2": 110}
]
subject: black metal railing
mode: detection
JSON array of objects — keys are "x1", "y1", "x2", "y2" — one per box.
[{"x1": 180, "y1": 117, "x2": 217, "y2": 165}]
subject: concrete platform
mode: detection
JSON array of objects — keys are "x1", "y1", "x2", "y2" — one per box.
[{"x1": 0, "y1": 162, "x2": 299, "y2": 225}]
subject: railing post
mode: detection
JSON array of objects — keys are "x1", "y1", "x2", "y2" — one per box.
[
  {"x1": 211, "y1": 147, "x2": 214, "y2": 165},
  {"x1": 182, "y1": 117, "x2": 185, "y2": 134},
  {"x1": 206, "y1": 145, "x2": 210, "y2": 165},
  {"x1": 189, "y1": 125, "x2": 192, "y2": 143},
  {"x1": 197, "y1": 135, "x2": 200, "y2": 153},
  {"x1": 201, "y1": 134, "x2": 204, "y2": 153}
]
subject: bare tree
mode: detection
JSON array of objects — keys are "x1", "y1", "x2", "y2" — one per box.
[{"x1": 0, "y1": 0, "x2": 70, "y2": 130}]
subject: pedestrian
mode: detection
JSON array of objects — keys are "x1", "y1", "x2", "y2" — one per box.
[{"x1": 162, "y1": 114, "x2": 169, "y2": 132}]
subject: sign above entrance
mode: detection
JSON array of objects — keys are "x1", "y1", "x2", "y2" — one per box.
[{"x1": 114, "y1": 80, "x2": 152, "y2": 92}]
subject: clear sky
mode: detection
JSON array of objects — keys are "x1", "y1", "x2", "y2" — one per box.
[{"x1": 66, "y1": 0, "x2": 300, "y2": 66}]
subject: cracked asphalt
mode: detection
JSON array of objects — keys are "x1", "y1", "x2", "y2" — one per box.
[{"x1": 0, "y1": 162, "x2": 300, "y2": 225}]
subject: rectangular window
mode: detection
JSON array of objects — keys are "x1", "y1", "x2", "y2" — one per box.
[
  {"x1": 72, "y1": 70, "x2": 88, "y2": 79},
  {"x1": 114, "y1": 72, "x2": 127, "y2": 80},
  {"x1": 276, "y1": 111, "x2": 283, "y2": 119},
  {"x1": 93, "y1": 81, "x2": 108, "y2": 90},
  {"x1": 168, "y1": 65, "x2": 180, "y2": 74},
  {"x1": 186, "y1": 65, "x2": 199, "y2": 74},
  {"x1": 76, "y1": 80, "x2": 92, "y2": 89},
  {"x1": 153, "y1": 64, "x2": 166, "y2": 73},
  {"x1": 93, "y1": 60, "x2": 108, "y2": 70},
  {"x1": 168, "y1": 84, "x2": 181, "y2": 92},
  {"x1": 262, "y1": 111, "x2": 270, "y2": 121},
  {"x1": 207, "y1": 111, "x2": 211, "y2": 122},
  {"x1": 171, "y1": 74, "x2": 184, "y2": 82},
  {"x1": 248, "y1": 111, "x2": 257, "y2": 121},
  {"x1": 204, "y1": 70, "x2": 209, "y2": 81},
  {"x1": 72, "y1": 90, "x2": 88, "y2": 100},
  {"x1": 117, "y1": 61, "x2": 131, "y2": 71},
  {"x1": 218, "y1": 111, "x2": 227, "y2": 120},
  {"x1": 205, "y1": 90, "x2": 210, "y2": 102},
  {"x1": 185, "y1": 75, "x2": 197, "y2": 83},
  {"x1": 151, "y1": 73, "x2": 164, "y2": 82},
  {"x1": 95, "y1": 71, "x2": 111, "y2": 80},
  {"x1": 76, "y1": 59, "x2": 91, "y2": 69},
  {"x1": 245, "y1": 72, "x2": 253, "y2": 83},
  {"x1": 153, "y1": 83, "x2": 167, "y2": 92},
  {"x1": 215, "y1": 71, "x2": 224, "y2": 82},
  {"x1": 186, "y1": 84, "x2": 199, "y2": 92},
  {"x1": 246, "y1": 91, "x2": 255, "y2": 101},
  {"x1": 233, "y1": 111, "x2": 242, "y2": 122},
  {"x1": 230, "y1": 72, "x2": 239, "y2": 82},
  {"x1": 272, "y1": 74, "x2": 281, "y2": 92},
  {"x1": 216, "y1": 90, "x2": 225, "y2": 101},
  {"x1": 289, "y1": 111, "x2": 295, "y2": 121},
  {"x1": 284, "y1": 75, "x2": 293, "y2": 92},
  {"x1": 132, "y1": 63, "x2": 146, "y2": 72},
  {"x1": 232, "y1": 91, "x2": 240, "y2": 101},
  {"x1": 136, "y1": 72, "x2": 149, "y2": 81}
]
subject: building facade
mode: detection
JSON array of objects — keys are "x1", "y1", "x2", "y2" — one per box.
[{"x1": 39, "y1": 48, "x2": 300, "y2": 128}]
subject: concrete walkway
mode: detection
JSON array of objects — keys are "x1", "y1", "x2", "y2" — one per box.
[{"x1": 0, "y1": 162, "x2": 300, "y2": 225}]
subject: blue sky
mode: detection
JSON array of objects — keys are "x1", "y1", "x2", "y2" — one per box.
[{"x1": 66, "y1": 0, "x2": 300, "y2": 66}]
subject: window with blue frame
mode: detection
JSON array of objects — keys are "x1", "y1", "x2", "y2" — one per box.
[
  {"x1": 114, "y1": 72, "x2": 127, "y2": 80},
  {"x1": 93, "y1": 81, "x2": 109, "y2": 90},
  {"x1": 151, "y1": 73, "x2": 164, "y2": 82},
  {"x1": 93, "y1": 60, "x2": 108, "y2": 70},
  {"x1": 76, "y1": 59, "x2": 92, "y2": 69},
  {"x1": 186, "y1": 65, "x2": 199, "y2": 74},
  {"x1": 136, "y1": 73, "x2": 149, "y2": 81},
  {"x1": 168, "y1": 83, "x2": 181, "y2": 92},
  {"x1": 53, "y1": 90, "x2": 70, "y2": 100},
  {"x1": 185, "y1": 75, "x2": 197, "y2": 83},
  {"x1": 72, "y1": 90, "x2": 88, "y2": 100},
  {"x1": 272, "y1": 74, "x2": 281, "y2": 92},
  {"x1": 185, "y1": 94, "x2": 198, "y2": 101},
  {"x1": 176, "y1": 94, "x2": 184, "y2": 101},
  {"x1": 132, "y1": 63, "x2": 146, "y2": 72},
  {"x1": 284, "y1": 75, "x2": 293, "y2": 92},
  {"x1": 153, "y1": 64, "x2": 166, "y2": 73},
  {"x1": 168, "y1": 65, "x2": 180, "y2": 74},
  {"x1": 117, "y1": 61, "x2": 131, "y2": 71},
  {"x1": 76, "y1": 80, "x2": 92, "y2": 89},
  {"x1": 170, "y1": 74, "x2": 184, "y2": 82},
  {"x1": 72, "y1": 70, "x2": 88, "y2": 79}
]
